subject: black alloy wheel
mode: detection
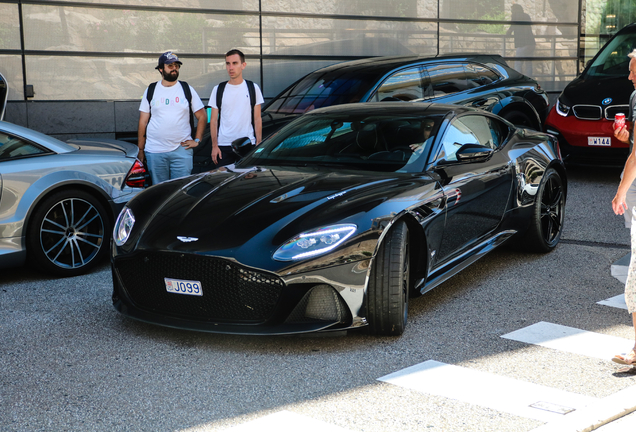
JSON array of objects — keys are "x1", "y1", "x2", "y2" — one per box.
[
  {"x1": 27, "y1": 189, "x2": 110, "y2": 276},
  {"x1": 522, "y1": 168, "x2": 565, "y2": 252},
  {"x1": 366, "y1": 220, "x2": 410, "y2": 336}
]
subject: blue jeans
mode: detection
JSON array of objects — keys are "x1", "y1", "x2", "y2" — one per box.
[{"x1": 145, "y1": 145, "x2": 193, "y2": 185}]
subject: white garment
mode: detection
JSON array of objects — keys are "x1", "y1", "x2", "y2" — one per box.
[
  {"x1": 209, "y1": 80, "x2": 264, "y2": 146},
  {"x1": 139, "y1": 81, "x2": 204, "y2": 153}
]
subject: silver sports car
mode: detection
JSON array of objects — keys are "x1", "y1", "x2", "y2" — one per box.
[{"x1": 0, "y1": 120, "x2": 147, "y2": 277}]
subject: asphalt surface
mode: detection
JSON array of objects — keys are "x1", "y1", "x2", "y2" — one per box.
[{"x1": 2, "y1": 165, "x2": 636, "y2": 432}]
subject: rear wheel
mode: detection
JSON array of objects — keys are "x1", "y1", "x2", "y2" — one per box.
[
  {"x1": 520, "y1": 168, "x2": 565, "y2": 252},
  {"x1": 366, "y1": 221, "x2": 410, "y2": 336},
  {"x1": 27, "y1": 189, "x2": 110, "y2": 276}
]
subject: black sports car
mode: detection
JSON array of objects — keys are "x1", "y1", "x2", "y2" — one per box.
[{"x1": 111, "y1": 103, "x2": 566, "y2": 336}]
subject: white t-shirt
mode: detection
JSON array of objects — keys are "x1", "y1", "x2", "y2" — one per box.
[
  {"x1": 209, "y1": 80, "x2": 264, "y2": 146},
  {"x1": 139, "y1": 81, "x2": 204, "y2": 153}
]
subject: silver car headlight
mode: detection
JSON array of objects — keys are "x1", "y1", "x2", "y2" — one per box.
[
  {"x1": 273, "y1": 224, "x2": 357, "y2": 261},
  {"x1": 113, "y1": 207, "x2": 135, "y2": 246}
]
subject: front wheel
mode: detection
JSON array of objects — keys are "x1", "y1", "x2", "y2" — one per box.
[
  {"x1": 520, "y1": 168, "x2": 565, "y2": 252},
  {"x1": 366, "y1": 221, "x2": 410, "y2": 336},
  {"x1": 27, "y1": 189, "x2": 110, "y2": 277}
]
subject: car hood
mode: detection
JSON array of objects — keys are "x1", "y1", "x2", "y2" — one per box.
[
  {"x1": 134, "y1": 167, "x2": 435, "y2": 268},
  {"x1": 561, "y1": 75, "x2": 635, "y2": 106}
]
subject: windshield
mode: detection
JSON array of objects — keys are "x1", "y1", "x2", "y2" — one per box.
[
  {"x1": 239, "y1": 112, "x2": 443, "y2": 173},
  {"x1": 264, "y1": 69, "x2": 378, "y2": 114},
  {"x1": 587, "y1": 29, "x2": 636, "y2": 78}
]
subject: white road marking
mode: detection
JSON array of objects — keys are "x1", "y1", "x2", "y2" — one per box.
[
  {"x1": 597, "y1": 294, "x2": 628, "y2": 310},
  {"x1": 611, "y1": 253, "x2": 630, "y2": 284},
  {"x1": 501, "y1": 322, "x2": 632, "y2": 360},
  {"x1": 377, "y1": 360, "x2": 597, "y2": 422},
  {"x1": 221, "y1": 410, "x2": 353, "y2": 432}
]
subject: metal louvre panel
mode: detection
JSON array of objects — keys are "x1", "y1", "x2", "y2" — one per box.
[
  {"x1": 115, "y1": 252, "x2": 284, "y2": 323},
  {"x1": 572, "y1": 105, "x2": 602, "y2": 120},
  {"x1": 605, "y1": 105, "x2": 630, "y2": 120}
]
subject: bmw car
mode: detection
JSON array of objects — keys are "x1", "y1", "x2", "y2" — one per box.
[
  {"x1": 0, "y1": 120, "x2": 148, "y2": 276},
  {"x1": 545, "y1": 23, "x2": 636, "y2": 165},
  {"x1": 112, "y1": 103, "x2": 566, "y2": 336}
]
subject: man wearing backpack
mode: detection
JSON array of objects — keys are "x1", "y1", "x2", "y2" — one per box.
[
  {"x1": 209, "y1": 49, "x2": 264, "y2": 168},
  {"x1": 138, "y1": 51, "x2": 207, "y2": 184}
]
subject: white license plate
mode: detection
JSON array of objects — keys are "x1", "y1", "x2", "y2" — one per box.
[
  {"x1": 588, "y1": 136, "x2": 611, "y2": 146},
  {"x1": 164, "y1": 278, "x2": 203, "y2": 296}
]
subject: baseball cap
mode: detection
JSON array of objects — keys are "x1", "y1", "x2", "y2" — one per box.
[{"x1": 156, "y1": 51, "x2": 183, "y2": 69}]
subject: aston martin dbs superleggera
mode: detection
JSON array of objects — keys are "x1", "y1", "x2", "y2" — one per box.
[{"x1": 111, "y1": 102, "x2": 566, "y2": 336}]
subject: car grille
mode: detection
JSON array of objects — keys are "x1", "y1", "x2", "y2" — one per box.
[
  {"x1": 605, "y1": 105, "x2": 630, "y2": 120},
  {"x1": 114, "y1": 252, "x2": 284, "y2": 323},
  {"x1": 571, "y1": 104, "x2": 629, "y2": 121},
  {"x1": 572, "y1": 105, "x2": 602, "y2": 120}
]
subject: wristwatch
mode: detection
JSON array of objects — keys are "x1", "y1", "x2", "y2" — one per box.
[{"x1": 194, "y1": 138, "x2": 200, "y2": 144}]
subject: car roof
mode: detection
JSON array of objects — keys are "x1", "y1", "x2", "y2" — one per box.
[
  {"x1": 0, "y1": 120, "x2": 75, "y2": 153},
  {"x1": 308, "y1": 54, "x2": 508, "y2": 76}
]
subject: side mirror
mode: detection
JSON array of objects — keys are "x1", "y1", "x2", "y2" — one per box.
[
  {"x1": 456, "y1": 143, "x2": 493, "y2": 162},
  {"x1": 231, "y1": 136, "x2": 254, "y2": 158}
]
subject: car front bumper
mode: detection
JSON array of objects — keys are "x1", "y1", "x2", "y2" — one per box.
[{"x1": 111, "y1": 250, "x2": 370, "y2": 335}]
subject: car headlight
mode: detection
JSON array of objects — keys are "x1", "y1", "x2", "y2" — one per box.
[
  {"x1": 113, "y1": 207, "x2": 135, "y2": 246},
  {"x1": 556, "y1": 98, "x2": 570, "y2": 117},
  {"x1": 273, "y1": 224, "x2": 357, "y2": 261}
]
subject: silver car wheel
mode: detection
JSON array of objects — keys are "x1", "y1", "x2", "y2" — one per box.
[{"x1": 39, "y1": 196, "x2": 105, "y2": 270}]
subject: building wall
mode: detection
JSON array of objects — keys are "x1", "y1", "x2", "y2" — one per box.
[{"x1": 0, "y1": 0, "x2": 600, "y2": 140}]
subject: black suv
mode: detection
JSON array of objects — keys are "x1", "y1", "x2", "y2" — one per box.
[
  {"x1": 263, "y1": 54, "x2": 548, "y2": 132},
  {"x1": 195, "y1": 54, "x2": 549, "y2": 171}
]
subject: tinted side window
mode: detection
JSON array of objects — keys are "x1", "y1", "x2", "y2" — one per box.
[
  {"x1": 456, "y1": 115, "x2": 502, "y2": 150},
  {"x1": 373, "y1": 66, "x2": 425, "y2": 101},
  {"x1": 436, "y1": 115, "x2": 496, "y2": 162},
  {"x1": 264, "y1": 70, "x2": 376, "y2": 114},
  {"x1": 0, "y1": 132, "x2": 48, "y2": 161},
  {"x1": 424, "y1": 63, "x2": 470, "y2": 97},
  {"x1": 464, "y1": 63, "x2": 499, "y2": 88}
]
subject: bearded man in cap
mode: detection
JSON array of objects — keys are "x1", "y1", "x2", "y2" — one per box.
[{"x1": 138, "y1": 51, "x2": 206, "y2": 184}]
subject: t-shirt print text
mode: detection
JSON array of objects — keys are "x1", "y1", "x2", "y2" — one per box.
[{"x1": 151, "y1": 97, "x2": 188, "y2": 107}]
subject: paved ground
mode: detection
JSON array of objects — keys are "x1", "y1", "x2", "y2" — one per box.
[{"x1": 2, "y1": 165, "x2": 636, "y2": 432}]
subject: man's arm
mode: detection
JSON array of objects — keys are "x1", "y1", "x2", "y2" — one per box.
[
  {"x1": 612, "y1": 122, "x2": 636, "y2": 215},
  {"x1": 181, "y1": 108, "x2": 207, "y2": 149},
  {"x1": 210, "y1": 107, "x2": 222, "y2": 163},
  {"x1": 254, "y1": 104, "x2": 262, "y2": 144},
  {"x1": 137, "y1": 111, "x2": 150, "y2": 163}
]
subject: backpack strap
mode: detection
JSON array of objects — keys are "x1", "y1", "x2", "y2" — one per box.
[
  {"x1": 143, "y1": 82, "x2": 158, "y2": 138},
  {"x1": 179, "y1": 80, "x2": 195, "y2": 137},
  {"x1": 246, "y1": 80, "x2": 256, "y2": 134},
  {"x1": 216, "y1": 81, "x2": 228, "y2": 131}
]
